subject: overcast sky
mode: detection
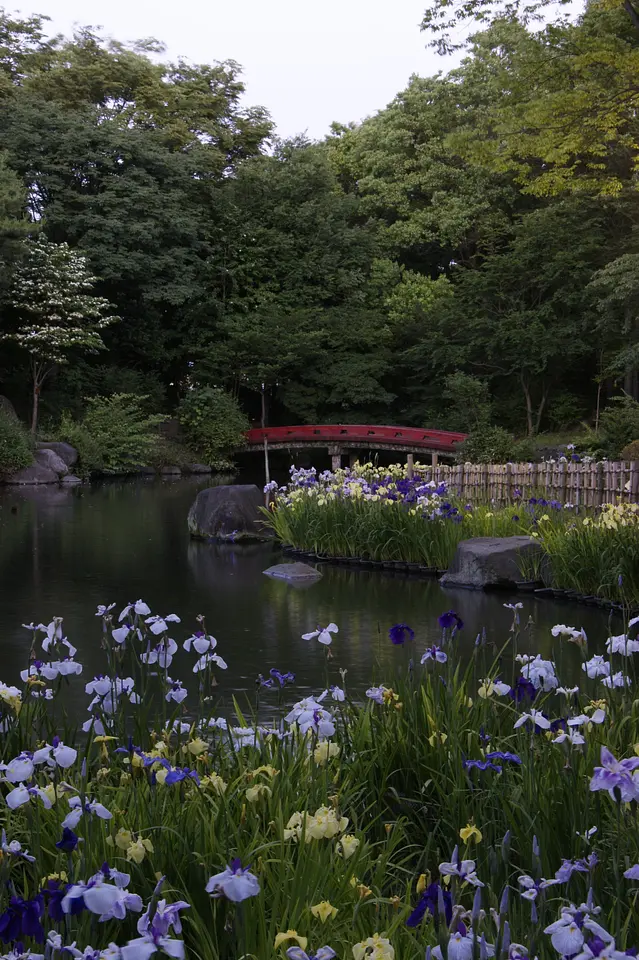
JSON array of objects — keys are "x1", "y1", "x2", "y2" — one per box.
[{"x1": 15, "y1": 0, "x2": 449, "y2": 139}]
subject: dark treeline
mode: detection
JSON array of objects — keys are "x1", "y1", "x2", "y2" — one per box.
[{"x1": 1, "y1": 4, "x2": 639, "y2": 438}]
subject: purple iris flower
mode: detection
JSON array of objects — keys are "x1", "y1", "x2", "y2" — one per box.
[
  {"x1": 463, "y1": 759, "x2": 502, "y2": 773},
  {"x1": 486, "y1": 751, "x2": 522, "y2": 765},
  {"x1": 270, "y1": 668, "x2": 295, "y2": 686},
  {"x1": 509, "y1": 677, "x2": 537, "y2": 704},
  {"x1": 550, "y1": 718, "x2": 568, "y2": 734},
  {"x1": 406, "y1": 882, "x2": 453, "y2": 928},
  {"x1": 590, "y1": 746, "x2": 639, "y2": 802},
  {"x1": 0, "y1": 895, "x2": 45, "y2": 944},
  {"x1": 554, "y1": 859, "x2": 590, "y2": 883},
  {"x1": 56, "y1": 827, "x2": 80, "y2": 852},
  {"x1": 164, "y1": 766, "x2": 200, "y2": 786},
  {"x1": 389, "y1": 623, "x2": 415, "y2": 645},
  {"x1": 43, "y1": 878, "x2": 84, "y2": 922},
  {"x1": 438, "y1": 610, "x2": 464, "y2": 631},
  {"x1": 258, "y1": 675, "x2": 274, "y2": 688}
]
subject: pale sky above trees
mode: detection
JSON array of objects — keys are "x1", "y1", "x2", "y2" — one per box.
[{"x1": 21, "y1": 0, "x2": 447, "y2": 138}]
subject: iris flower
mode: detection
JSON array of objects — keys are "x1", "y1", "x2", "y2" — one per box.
[
  {"x1": 302, "y1": 623, "x2": 338, "y2": 646},
  {"x1": 206, "y1": 859, "x2": 260, "y2": 901},
  {"x1": 421, "y1": 646, "x2": 447, "y2": 664},
  {"x1": 286, "y1": 949, "x2": 336, "y2": 960},
  {"x1": 513, "y1": 710, "x2": 551, "y2": 730},
  {"x1": 145, "y1": 613, "x2": 181, "y2": 635},
  {"x1": 589, "y1": 746, "x2": 639, "y2": 802},
  {"x1": 388, "y1": 623, "x2": 414, "y2": 645},
  {"x1": 438, "y1": 610, "x2": 464, "y2": 631}
]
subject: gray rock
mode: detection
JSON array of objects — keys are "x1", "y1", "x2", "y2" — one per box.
[
  {"x1": 34, "y1": 448, "x2": 69, "y2": 476},
  {"x1": 61, "y1": 474, "x2": 82, "y2": 484},
  {"x1": 440, "y1": 536, "x2": 545, "y2": 590},
  {"x1": 263, "y1": 562, "x2": 322, "y2": 582},
  {"x1": 4, "y1": 463, "x2": 58, "y2": 485},
  {"x1": 160, "y1": 465, "x2": 182, "y2": 476},
  {"x1": 0, "y1": 396, "x2": 18, "y2": 421},
  {"x1": 188, "y1": 484, "x2": 274, "y2": 541},
  {"x1": 36, "y1": 441, "x2": 78, "y2": 467},
  {"x1": 184, "y1": 463, "x2": 212, "y2": 474}
]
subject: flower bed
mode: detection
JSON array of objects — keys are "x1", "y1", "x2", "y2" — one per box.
[
  {"x1": 2, "y1": 600, "x2": 639, "y2": 958},
  {"x1": 264, "y1": 465, "x2": 639, "y2": 603}
]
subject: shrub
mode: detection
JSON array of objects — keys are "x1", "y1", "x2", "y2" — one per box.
[
  {"x1": 58, "y1": 394, "x2": 166, "y2": 475},
  {"x1": 441, "y1": 372, "x2": 491, "y2": 432},
  {"x1": 620, "y1": 439, "x2": 639, "y2": 461},
  {"x1": 178, "y1": 387, "x2": 249, "y2": 468},
  {"x1": 455, "y1": 425, "x2": 515, "y2": 463},
  {"x1": 0, "y1": 410, "x2": 32, "y2": 475},
  {"x1": 598, "y1": 395, "x2": 639, "y2": 457}
]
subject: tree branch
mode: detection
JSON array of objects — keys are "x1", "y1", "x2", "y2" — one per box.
[{"x1": 624, "y1": 0, "x2": 639, "y2": 31}]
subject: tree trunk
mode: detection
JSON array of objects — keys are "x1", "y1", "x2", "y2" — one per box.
[
  {"x1": 534, "y1": 386, "x2": 549, "y2": 434},
  {"x1": 31, "y1": 375, "x2": 40, "y2": 435},
  {"x1": 521, "y1": 376, "x2": 534, "y2": 436}
]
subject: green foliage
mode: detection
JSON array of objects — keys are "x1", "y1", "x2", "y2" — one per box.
[
  {"x1": 0, "y1": 409, "x2": 32, "y2": 474},
  {"x1": 441, "y1": 372, "x2": 491, "y2": 431},
  {"x1": 620, "y1": 439, "x2": 639, "y2": 460},
  {"x1": 598, "y1": 395, "x2": 639, "y2": 457},
  {"x1": 58, "y1": 394, "x2": 166, "y2": 475},
  {"x1": 2, "y1": 9, "x2": 639, "y2": 436},
  {"x1": 178, "y1": 387, "x2": 249, "y2": 467},
  {"x1": 455, "y1": 425, "x2": 515, "y2": 463},
  {"x1": 2, "y1": 235, "x2": 119, "y2": 433}
]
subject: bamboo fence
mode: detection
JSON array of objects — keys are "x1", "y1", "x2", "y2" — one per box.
[{"x1": 417, "y1": 461, "x2": 639, "y2": 507}]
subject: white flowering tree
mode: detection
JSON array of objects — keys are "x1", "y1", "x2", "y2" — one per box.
[{"x1": 4, "y1": 236, "x2": 118, "y2": 434}]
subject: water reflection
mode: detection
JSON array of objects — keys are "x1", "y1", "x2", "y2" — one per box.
[{"x1": 0, "y1": 478, "x2": 620, "y2": 725}]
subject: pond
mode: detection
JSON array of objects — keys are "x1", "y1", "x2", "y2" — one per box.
[{"x1": 0, "y1": 477, "x2": 618, "y2": 723}]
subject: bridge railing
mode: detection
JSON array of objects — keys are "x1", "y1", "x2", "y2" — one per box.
[{"x1": 245, "y1": 424, "x2": 467, "y2": 453}]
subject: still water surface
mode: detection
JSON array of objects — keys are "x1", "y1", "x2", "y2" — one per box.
[{"x1": 0, "y1": 478, "x2": 618, "y2": 721}]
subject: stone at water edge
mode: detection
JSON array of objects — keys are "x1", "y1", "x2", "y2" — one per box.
[
  {"x1": 34, "y1": 447, "x2": 69, "y2": 477},
  {"x1": 440, "y1": 536, "x2": 545, "y2": 590},
  {"x1": 263, "y1": 562, "x2": 322, "y2": 582},
  {"x1": 3, "y1": 463, "x2": 58, "y2": 485},
  {"x1": 160, "y1": 465, "x2": 182, "y2": 476},
  {"x1": 183, "y1": 463, "x2": 212, "y2": 475},
  {"x1": 35, "y1": 441, "x2": 78, "y2": 467},
  {"x1": 188, "y1": 484, "x2": 274, "y2": 541},
  {"x1": 61, "y1": 475, "x2": 82, "y2": 485}
]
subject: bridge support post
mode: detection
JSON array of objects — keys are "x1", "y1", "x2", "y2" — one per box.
[
  {"x1": 431, "y1": 452, "x2": 438, "y2": 469},
  {"x1": 406, "y1": 453, "x2": 414, "y2": 479},
  {"x1": 328, "y1": 445, "x2": 343, "y2": 472}
]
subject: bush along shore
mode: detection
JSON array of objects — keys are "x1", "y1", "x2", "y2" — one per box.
[
  {"x1": 3, "y1": 601, "x2": 639, "y2": 958},
  {"x1": 264, "y1": 464, "x2": 639, "y2": 607}
]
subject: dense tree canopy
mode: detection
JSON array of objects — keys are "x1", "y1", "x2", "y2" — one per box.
[{"x1": 1, "y1": 4, "x2": 639, "y2": 439}]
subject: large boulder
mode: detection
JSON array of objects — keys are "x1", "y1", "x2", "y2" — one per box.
[
  {"x1": 36, "y1": 442, "x2": 78, "y2": 467},
  {"x1": 4, "y1": 463, "x2": 59, "y2": 485},
  {"x1": 34, "y1": 447, "x2": 69, "y2": 476},
  {"x1": 263, "y1": 562, "x2": 322, "y2": 582},
  {"x1": 440, "y1": 536, "x2": 544, "y2": 590},
  {"x1": 188, "y1": 484, "x2": 274, "y2": 541},
  {"x1": 0, "y1": 396, "x2": 18, "y2": 421}
]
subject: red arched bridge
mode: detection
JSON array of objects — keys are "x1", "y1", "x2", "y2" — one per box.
[{"x1": 245, "y1": 424, "x2": 467, "y2": 470}]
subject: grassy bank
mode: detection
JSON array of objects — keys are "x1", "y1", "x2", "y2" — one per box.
[
  {"x1": 2, "y1": 599, "x2": 639, "y2": 957},
  {"x1": 264, "y1": 464, "x2": 639, "y2": 603}
]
